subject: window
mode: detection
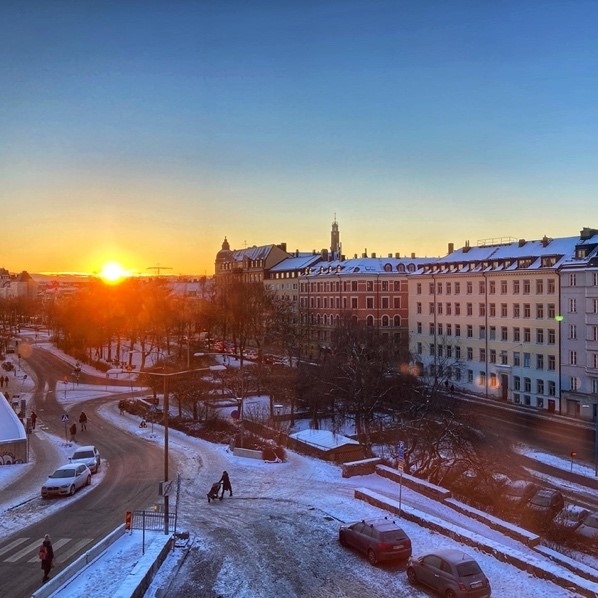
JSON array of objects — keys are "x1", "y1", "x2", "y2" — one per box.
[
  {"x1": 480, "y1": 325, "x2": 486, "y2": 339},
  {"x1": 394, "y1": 297, "x2": 401, "y2": 308},
  {"x1": 592, "y1": 353, "x2": 598, "y2": 369},
  {"x1": 351, "y1": 297, "x2": 358, "y2": 309},
  {"x1": 536, "y1": 279, "x2": 544, "y2": 294},
  {"x1": 536, "y1": 304, "x2": 544, "y2": 319},
  {"x1": 594, "y1": 273, "x2": 598, "y2": 286},
  {"x1": 480, "y1": 371, "x2": 486, "y2": 385},
  {"x1": 416, "y1": 283, "x2": 422, "y2": 294},
  {"x1": 536, "y1": 354, "x2": 544, "y2": 369},
  {"x1": 514, "y1": 376, "x2": 521, "y2": 391},
  {"x1": 438, "y1": 323, "x2": 443, "y2": 336},
  {"x1": 479, "y1": 303, "x2": 486, "y2": 317},
  {"x1": 548, "y1": 303, "x2": 556, "y2": 319},
  {"x1": 351, "y1": 281, "x2": 358, "y2": 292},
  {"x1": 429, "y1": 282, "x2": 435, "y2": 294},
  {"x1": 569, "y1": 324, "x2": 577, "y2": 340},
  {"x1": 455, "y1": 346, "x2": 461, "y2": 359},
  {"x1": 537, "y1": 379, "x2": 544, "y2": 395},
  {"x1": 548, "y1": 381, "x2": 556, "y2": 396},
  {"x1": 569, "y1": 273, "x2": 577, "y2": 286},
  {"x1": 513, "y1": 280, "x2": 520, "y2": 294},
  {"x1": 523, "y1": 327, "x2": 531, "y2": 342},
  {"x1": 417, "y1": 342, "x2": 422, "y2": 354},
  {"x1": 593, "y1": 298, "x2": 598, "y2": 314},
  {"x1": 548, "y1": 355, "x2": 556, "y2": 371},
  {"x1": 490, "y1": 349, "x2": 496, "y2": 363},
  {"x1": 523, "y1": 304, "x2": 531, "y2": 318},
  {"x1": 429, "y1": 302, "x2": 435, "y2": 314},
  {"x1": 381, "y1": 297, "x2": 389, "y2": 309},
  {"x1": 479, "y1": 281, "x2": 486, "y2": 294},
  {"x1": 513, "y1": 304, "x2": 520, "y2": 318},
  {"x1": 367, "y1": 281, "x2": 374, "y2": 292},
  {"x1": 366, "y1": 297, "x2": 374, "y2": 309},
  {"x1": 437, "y1": 345, "x2": 443, "y2": 358},
  {"x1": 467, "y1": 369, "x2": 473, "y2": 383},
  {"x1": 455, "y1": 282, "x2": 461, "y2": 294},
  {"x1": 489, "y1": 280, "x2": 496, "y2": 294},
  {"x1": 446, "y1": 345, "x2": 452, "y2": 358},
  {"x1": 524, "y1": 377, "x2": 531, "y2": 392},
  {"x1": 593, "y1": 379, "x2": 598, "y2": 394},
  {"x1": 523, "y1": 353, "x2": 531, "y2": 367},
  {"x1": 455, "y1": 303, "x2": 461, "y2": 316},
  {"x1": 446, "y1": 282, "x2": 452, "y2": 294},
  {"x1": 500, "y1": 350, "x2": 508, "y2": 365},
  {"x1": 417, "y1": 322, "x2": 422, "y2": 334},
  {"x1": 569, "y1": 298, "x2": 577, "y2": 313},
  {"x1": 548, "y1": 329, "x2": 556, "y2": 344},
  {"x1": 548, "y1": 279, "x2": 556, "y2": 294},
  {"x1": 489, "y1": 303, "x2": 496, "y2": 317},
  {"x1": 514, "y1": 352, "x2": 521, "y2": 367},
  {"x1": 593, "y1": 326, "x2": 598, "y2": 342},
  {"x1": 416, "y1": 302, "x2": 422, "y2": 314},
  {"x1": 501, "y1": 326, "x2": 508, "y2": 341},
  {"x1": 523, "y1": 280, "x2": 530, "y2": 294},
  {"x1": 513, "y1": 327, "x2": 521, "y2": 342},
  {"x1": 446, "y1": 302, "x2": 452, "y2": 315},
  {"x1": 501, "y1": 280, "x2": 507, "y2": 294},
  {"x1": 467, "y1": 325, "x2": 473, "y2": 338},
  {"x1": 437, "y1": 282, "x2": 442, "y2": 294},
  {"x1": 437, "y1": 303, "x2": 443, "y2": 315},
  {"x1": 489, "y1": 326, "x2": 496, "y2": 340},
  {"x1": 455, "y1": 324, "x2": 461, "y2": 337},
  {"x1": 536, "y1": 329, "x2": 544, "y2": 344},
  {"x1": 467, "y1": 281, "x2": 473, "y2": 294},
  {"x1": 430, "y1": 344, "x2": 435, "y2": 356},
  {"x1": 467, "y1": 347, "x2": 473, "y2": 360},
  {"x1": 571, "y1": 376, "x2": 579, "y2": 391},
  {"x1": 467, "y1": 303, "x2": 473, "y2": 316},
  {"x1": 501, "y1": 303, "x2": 508, "y2": 317},
  {"x1": 382, "y1": 280, "x2": 389, "y2": 292},
  {"x1": 570, "y1": 351, "x2": 577, "y2": 366},
  {"x1": 447, "y1": 323, "x2": 452, "y2": 336}
]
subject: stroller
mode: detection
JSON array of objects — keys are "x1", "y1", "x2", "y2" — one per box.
[{"x1": 207, "y1": 481, "x2": 222, "y2": 503}]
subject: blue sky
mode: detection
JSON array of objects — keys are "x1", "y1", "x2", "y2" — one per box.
[{"x1": 1, "y1": 1, "x2": 597, "y2": 275}]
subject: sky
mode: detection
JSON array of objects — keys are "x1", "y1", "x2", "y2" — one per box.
[
  {"x1": 2, "y1": 336, "x2": 598, "y2": 596},
  {"x1": 2, "y1": 1, "x2": 598, "y2": 277}
]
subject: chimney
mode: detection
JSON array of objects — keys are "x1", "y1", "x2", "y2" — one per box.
[
  {"x1": 448, "y1": 243, "x2": 454, "y2": 254},
  {"x1": 411, "y1": 252, "x2": 415, "y2": 259},
  {"x1": 395, "y1": 252, "x2": 400, "y2": 258},
  {"x1": 321, "y1": 249, "x2": 329, "y2": 261},
  {"x1": 279, "y1": 242, "x2": 287, "y2": 252},
  {"x1": 388, "y1": 253, "x2": 392, "y2": 258},
  {"x1": 518, "y1": 239, "x2": 526, "y2": 247},
  {"x1": 372, "y1": 252, "x2": 376, "y2": 258},
  {"x1": 541, "y1": 236, "x2": 549, "y2": 247},
  {"x1": 463, "y1": 240, "x2": 471, "y2": 253}
]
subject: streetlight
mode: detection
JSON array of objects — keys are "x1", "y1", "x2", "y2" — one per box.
[{"x1": 144, "y1": 364, "x2": 226, "y2": 534}]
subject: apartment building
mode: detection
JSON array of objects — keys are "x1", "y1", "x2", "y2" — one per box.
[{"x1": 408, "y1": 229, "x2": 598, "y2": 417}]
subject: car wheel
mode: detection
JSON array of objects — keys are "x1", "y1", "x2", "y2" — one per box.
[
  {"x1": 406, "y1": 567, "x2": 418, "y2": 585},
  {"x1": 367, "y1": 549, "x2": 378, "y2": 566},
  {"x1": 86, "y1": 475, "x2": 91, "y2": 486},
  {"x1": 69, "y1": 485, "x2": 75, "y2": 495},
  {"x1": 445, "y1": 590, "x2": 457, "y2": 598}
]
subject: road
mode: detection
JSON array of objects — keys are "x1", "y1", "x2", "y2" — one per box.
[{"x1": 0, "y1": 345, "x2": 169, "y2": 598}]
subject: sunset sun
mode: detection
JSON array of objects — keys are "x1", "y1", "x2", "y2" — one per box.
[{"x1": 99, "y1": 261, "x2": 128, "y2": 284}]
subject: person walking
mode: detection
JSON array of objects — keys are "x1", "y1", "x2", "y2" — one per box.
[
  {"x1": 69, "y1": 422, "x2": 77, "y2": 443},
  {"x1": 39, "y1": 533, "x2": 54, "y2": 583},
  {"x1": 219, "y1": 470, "x2": 233, "y2": 499},
  {"x1": 30, "y1": 410, "x2": 37, "y2": 430},
  {"x1": 79, "y1": 411, "x2": 88, "y2": 431}
]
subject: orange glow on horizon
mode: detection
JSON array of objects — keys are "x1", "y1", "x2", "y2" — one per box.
[{"x1": 98, "y1": 261, "x2": 130, "y2": 284}]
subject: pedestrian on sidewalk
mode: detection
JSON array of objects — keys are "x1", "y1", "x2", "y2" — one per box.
[
  {"x1": 39, "y1": 534, "x2": 54, "y2": 583},
  {"x1": 30, "y1": 411, "x2": 37, "y2": 429},
  {"x1": 79, "y1": 411, "x2": 88, "y2": 431},
  {"x1": 219, "y1": 470, "x2": 233, "y2": 499},
  {"x1": 70, "y1": 422, "x2": 77, "y2": 443}
]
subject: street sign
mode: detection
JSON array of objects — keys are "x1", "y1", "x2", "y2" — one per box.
[
  {"x1": 160, "y1": 480, "x2": 173, "y2": 496},
  {"x1": 61, "y1": 414, "x2": 69, "y2": 422}
]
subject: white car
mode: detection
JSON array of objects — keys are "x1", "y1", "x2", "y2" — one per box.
[
  {"x1": 41, "y1": 463, "x2": 91, "y2": 498},
  {"x1": 70, "y1": 445, "x2": 101, "y2": 474}
]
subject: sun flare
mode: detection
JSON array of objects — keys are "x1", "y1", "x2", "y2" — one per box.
[{"x1": 99, "y1": 261, "x2": 128, "y2": 284}]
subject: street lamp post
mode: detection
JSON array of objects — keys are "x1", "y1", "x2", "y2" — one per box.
[{"x1": 145, "y1": 364, "x2": 226, "y2": 534}]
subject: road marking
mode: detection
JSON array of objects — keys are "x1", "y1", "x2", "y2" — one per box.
[
  {"x1": 4, "y1": 537, "x2": 81, "y2": 563},
  {"x1": 0, "y1": 538, "x2": 29, "y2": 558}
]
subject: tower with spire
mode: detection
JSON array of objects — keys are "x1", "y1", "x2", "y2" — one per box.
[{"x1": 330, "y1": 215, "x2": 341, "y2": 260}]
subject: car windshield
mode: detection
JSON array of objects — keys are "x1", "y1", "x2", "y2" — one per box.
[
  {"x1": 456, "y1": 561, "x2": 482, "y2": 577},
  {"x1": 531, "y1": 494, "x2": 551, "y2": 507},
  {"x1": 73, "y1": 451, "x2": 94, "y2": 459},
  {"x1": 51, "y1": 469, "x2": 75, "y2": 479}
]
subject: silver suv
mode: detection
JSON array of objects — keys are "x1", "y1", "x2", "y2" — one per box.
[{"x1": 70, "y1": 445, "x2": 101, "y2": 474}]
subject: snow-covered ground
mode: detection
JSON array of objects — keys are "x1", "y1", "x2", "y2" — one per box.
[{"x1": 2, "y1": 337, "x2": 598, "y2": 596}]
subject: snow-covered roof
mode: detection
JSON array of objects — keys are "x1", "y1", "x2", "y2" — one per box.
[
  {"x1": 288, "y1": 428, "x2": 360, "y2": 450},
  {"x1": 0, "y1": 393, "x2": 26, "y2": 441},
  {"x1": 269, "y1": 254, "x2": 322, "y2": 272}
]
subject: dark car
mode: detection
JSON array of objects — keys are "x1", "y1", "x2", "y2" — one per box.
[
  {"x1": 522, "y1": 488, "x2": 564, "y2": 527},
  {"x1": 338, "y1": 517, "x2": 412, "y2": 565},
  {"x1": 407, "y1": 548, "x2": 491, "y2": 598}
]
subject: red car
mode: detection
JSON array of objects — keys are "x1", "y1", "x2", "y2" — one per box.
[{"x1": 339, "y1": 517, "x2": 412, "y2": 565}]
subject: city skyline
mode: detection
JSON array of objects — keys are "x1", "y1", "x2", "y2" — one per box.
[{"x1": 2, "y1": 1, "x2": 598, "y2": 276}]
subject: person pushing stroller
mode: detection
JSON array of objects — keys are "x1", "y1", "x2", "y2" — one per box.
[{"x1": 219, "y1": 470, "x2": 232, "y2": 499}]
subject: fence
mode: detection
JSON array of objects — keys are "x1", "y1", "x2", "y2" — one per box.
[{"x1": 131, "y1": 510, "x2": 177, "y2": 532}]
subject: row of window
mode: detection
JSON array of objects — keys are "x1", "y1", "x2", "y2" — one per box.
[
  {"x1": 301, "y1": 296, "x2": 403, "y2": 310},
  {"x1": 417, "y1": 278, "x2": 558, "y2": 296},
  {"x1": 304, "y1": 314, "x2": 403, "y2": 327},
  {"x1": 301, "y1": 280, "x2": 404, "y2": 293},
  {"x1": 416, "y1": 301, "x2": 562, "y2": 318},
  {"x1": 418, "y1": 322, "x2": 557, "y2": 344}
]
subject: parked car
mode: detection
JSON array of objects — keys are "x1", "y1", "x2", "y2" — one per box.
[
  {"x1": 575, "y1": 511, "x2": 598, "y2": 542},
  {"x1": 499, "y1": 479, "x2": 538, "y2": 509},
  {"x1": 552, "y1": 504, "x2": 589, "y2": 533},
  {"x1": 338, "y1": 516, "x2": 412, "y2": 565},
  {"x1": 522, "y1": 488, "x2": 564, "y2": 527},
  {"x1": 41, "y1": 463, "x2": 91, "y2": 498},
  {"x1": 70, "y1": 445, "x2": 101, "y2": 474},
  {"x1": 407, "y1": 548, "x2": 491, "y2": 598}
]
